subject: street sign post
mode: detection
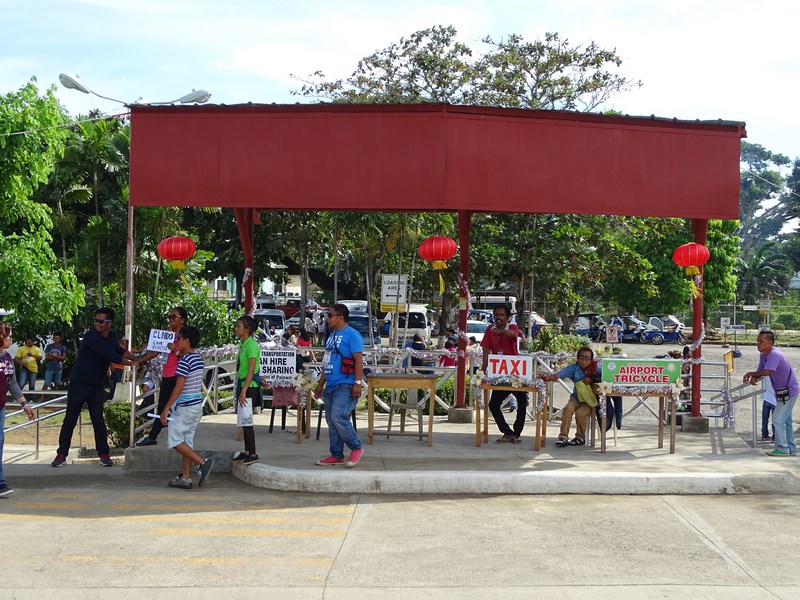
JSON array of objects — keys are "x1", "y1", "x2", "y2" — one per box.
[{"x1": 380, "y1": 274, "x2": 408, "y2": 313}]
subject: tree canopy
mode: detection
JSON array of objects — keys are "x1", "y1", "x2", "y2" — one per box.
[{"x1": 0, "y1": 80, "x2": 85, "y2": 322}]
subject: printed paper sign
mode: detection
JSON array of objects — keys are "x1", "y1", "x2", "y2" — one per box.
[
  {"x1": 485, "y1": 354, "x2": 534, "y2": 378},
  {"x1": 601, "y1": 358, "x2": 681, "y2": 385},
  {"x1": 605, "y1": 326, "x2": 621, "y2": 344},
  {"x1": 260, "y1": 348, "x2": 296, "y2": 379},
  {"x1": 146, "y1": 329, "x2": 175, "y2": 353}
]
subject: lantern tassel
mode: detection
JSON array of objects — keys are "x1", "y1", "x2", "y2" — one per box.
[
  {"x1": 438, "y1": 273, "x2": 445, "y2": 296},
  {"x1": 180, "y1": 273, "x2": 193, "y2": 291},
  {"x1": 171, "y1": 260, "x2": 186, "y2": 270},
  {"x1": 684, "y1": 266, "x2": 699, "y2": 276}
]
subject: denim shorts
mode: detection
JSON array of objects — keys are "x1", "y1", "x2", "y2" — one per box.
[{"x1": 167, "y1": 402, "x2": 204, "y2": 449}]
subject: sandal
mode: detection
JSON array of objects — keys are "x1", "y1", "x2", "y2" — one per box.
[
  {"x1": 567, "y1": 438, "x2": 585, "y2": 446},
  {"x1": 494, "y1": 436, "x2": 512, "y2": 444},
  {"x1": 554, "y1": 438, "x2": 568, "y2": 448},
  {"x1": 509, "y1": 436, "x2": 521, "y2": 444}
]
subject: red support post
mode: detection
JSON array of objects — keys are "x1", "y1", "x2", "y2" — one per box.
[
  {"x1": 691, "y1": 219, "x2": 708, "y2": 417},
  {"x1": 235, "y1": 208, "x2": 255, "y2": 314},
  {"x1": 455, "y1": 210, "x2": 472, "y2": 409}
]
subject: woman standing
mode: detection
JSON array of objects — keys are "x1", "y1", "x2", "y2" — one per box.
[
  {"x1": 136, "y1": 307, "x2": 189, "y2": 446},
  {"x1": 233, "y1": 315, "x2": 261, "y2": 465},
  {"x1": 1, "y1": 322, "x2": 35, "y2": 497}
]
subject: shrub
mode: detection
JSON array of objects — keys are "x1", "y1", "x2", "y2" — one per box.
[
  {"x1": 104, "y1": 402, "x2": 146, "y2": 448},
  {"x1": 771, "y1": 322, "x2": 785, "y2": 331},
  {"x1": 742, "y1": 320, "x2": 755, "y2": 329}
]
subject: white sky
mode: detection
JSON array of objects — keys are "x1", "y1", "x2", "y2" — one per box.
[{"x1": 3, "y1": 0, "x2": 799, "y2": 160}]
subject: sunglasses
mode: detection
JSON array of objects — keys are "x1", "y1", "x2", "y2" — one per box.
[{"x1": 94, "y1": 318, "x2": 111, "y2": 324}]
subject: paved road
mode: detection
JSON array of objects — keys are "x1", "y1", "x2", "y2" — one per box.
[{"x1": 2, "y1": 468, "x2": 798, "y2": 599}]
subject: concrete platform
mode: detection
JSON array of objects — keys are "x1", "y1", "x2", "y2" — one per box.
[{"x1": 105, "y1": 409, "x2": 800, "y2": 495}]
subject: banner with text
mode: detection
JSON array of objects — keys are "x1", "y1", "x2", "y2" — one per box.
[
  {"x1": 601, "y1": 358, "x2": 681, "y2": 386},
  {"x1": 485, "y1": 354, "x2": 534, "y2": 379},
  {"x1": 260, "y1": 349, "x2": 296, "y2": 380}
]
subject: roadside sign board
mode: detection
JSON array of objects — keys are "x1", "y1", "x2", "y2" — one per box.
[
  {"x1": 601, "y1": 358, "x2": 681, "y2": 386},
  {"x1": 260, "y1": 348, "x2": 296, "y2": 380},
  {"x1": 605, "y1": 325, "x2": 621, "y2": 344},
  {"x1": 720, "y1": 317, "x2": 730, "y2": 329},
  {"x1": 724, "y1": 324, "x2": 746, "y2": 331},
  {"x1": 759, "y1": 299, "x2": 772, "y2": 311},
  {"x1": 380, "y1": 274, "x2": 408, "y2": 312},
  {"x1": 742, "y1": 305, "x2": 757, "y2": 311}
]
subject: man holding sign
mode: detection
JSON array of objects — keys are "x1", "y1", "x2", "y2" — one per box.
[{"x1": 481, "y1": 305, "x2": 528, "y2": 443}]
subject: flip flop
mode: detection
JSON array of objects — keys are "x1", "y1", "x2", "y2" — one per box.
[
  {"x1": 495, "y1": 435, "x2": 512, "y2": 444},
  {"x1": 567, "y1": 438, "x2": 585, "y2": 446}
]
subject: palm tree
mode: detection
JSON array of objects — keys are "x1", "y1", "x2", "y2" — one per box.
[{"x1": 735, "y1": 243, "x2": 793, "y2": 303}]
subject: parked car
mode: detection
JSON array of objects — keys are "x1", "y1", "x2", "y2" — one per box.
[
  {"x1": 609, "y1": 315, "x2": 660, "y2": 343},
  {"x1": 645, "y1": 314, "x2": 687, "y2": 345},
  {"x1": 253, "y1": 309, "x2": 286, "y2": 342},
  {"x1": 465, "y1": 319, "x2": 489, "y2": 344},
  {"x1": 348, "y1": 314, "x2": 382, "y2": 348},
  {"x1": 572, "y1": 313, "x2": 607, "y2": 342}
]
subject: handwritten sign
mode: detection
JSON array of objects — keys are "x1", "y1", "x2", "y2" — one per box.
[
  {"x1": 601, "y1": 358, "x2": 681, "y2": 385},
  {"x1": 260, "y1": 348, "x2": 296, "y2": 380},
  {"x1": 485, "y1": 354, "x2": 534, "y2": 378},
  {"x1": 146, "y1": 329, "x2": 175, "y2": 353}
]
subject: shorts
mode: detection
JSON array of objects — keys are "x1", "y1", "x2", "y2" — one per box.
[{"x1": 167, "y1": 402, "x2": 204, "y2": 449}]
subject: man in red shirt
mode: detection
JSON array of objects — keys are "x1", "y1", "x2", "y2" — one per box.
[{"x1": 480, "y1": 305, "x2": 528, "y2": 443}]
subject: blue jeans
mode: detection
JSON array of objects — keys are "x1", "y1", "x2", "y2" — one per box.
[
  {"x1": 18, "y1": 369, "x2": 37, "y2": 391},
  {"x1": 772, "y1": 393, "x2": 798, "y2": 454},
  {"x1": 323, "y1": 383, "x2": 361, "y2": 459},
  {"x1": 0, "y1": 407, "x2": 6, "y2": 485},
  {"x1": 761, "y1": 401, "x2": 775, "y2": 438},
  {"x1": 44, "y1": 369, "x2": 63, "y2": 388}
]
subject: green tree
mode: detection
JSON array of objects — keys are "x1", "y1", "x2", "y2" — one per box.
[{"x1": 0, "y1": 80, "x2": 84, "y2": 321}]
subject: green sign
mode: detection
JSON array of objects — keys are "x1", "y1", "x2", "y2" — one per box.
[{"x1": 601, "y1": 358, "x2": 681, "y2": 385}]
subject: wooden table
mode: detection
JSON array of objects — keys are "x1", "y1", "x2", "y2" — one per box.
[
  {"x1": 594, "y1": 392, "x2": 677, "y2": 453},
  {"x1": 367, "y1": 373, "x2": 438, "y2": 447},
  {"x1": 478, "y1": 383, "x2": 547, "y2": 451}
]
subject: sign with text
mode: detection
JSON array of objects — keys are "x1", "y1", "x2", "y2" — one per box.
[
  {"x1": 380, "y1": 274, "x2": 408, "y2": 312},
  {"x1": 724, "y1": 324, "x2": 746, "y2": 331},
  {"x1": 260, "y1": 349, "x2": 296, "y2": 379},
  {"x1": 601, "y1": 358, "x2": 681, "y2": 386},
  {"x1": 720, "y1": 317, "x2": 730, "y2": 329},
  {"x1": 605, "y1": 326, "x2": 621, "y2": 344},
  {"x1": 485, "y1": 354, "x2": 534, "y2": 379},
  {"x1": 146, "y1": 329, "x2": 175, "y2": 353},
  {"x1": 743, "y1": 305, "x2": 757, "y2": 311}
]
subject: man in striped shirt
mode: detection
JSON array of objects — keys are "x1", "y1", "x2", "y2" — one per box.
[{"x1": 159, "y1": 326, "x2": 213, "y2": 489}]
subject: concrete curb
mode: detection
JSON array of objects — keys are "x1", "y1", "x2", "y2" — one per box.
[{"x1": 233, "y1": 462, "x2": 800, "y2": 495}]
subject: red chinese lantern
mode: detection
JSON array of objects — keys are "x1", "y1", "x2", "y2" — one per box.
[
  {"x1": 672, "y1": 242, "x2": 710, "y2": 298},
  {"x1": 158, "y1": 236, "x2": 197, "y2": 270},
  {"x1": 418, "y1": 236, "x2": 458, "y2": 295}
]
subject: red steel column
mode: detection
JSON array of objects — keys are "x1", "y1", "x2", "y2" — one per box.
[
  {"x1": 691, "y1": 219, "x2": 708, "y2": 417},
  {"x1": 455, "y1": 210, "x2": 472, "y2": 409}
]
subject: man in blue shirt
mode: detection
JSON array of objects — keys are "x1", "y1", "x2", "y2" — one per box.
[
  {"x1": 744, "y1": 330, "x2": 799, "y2": 456},
  {"x1": 314, "y1": 303, "x2": 365, "y2": 468}
]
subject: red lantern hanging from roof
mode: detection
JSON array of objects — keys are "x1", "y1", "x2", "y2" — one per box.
[
  {"x1": 418, "y1": 236, "x2": 458, "y2": 295},
  {"x1": 672, "y1": 242, "x2": 710, "y2": 298},
  {"x1": 158, "y1": 236, "x2": 197, "y2": 270}
]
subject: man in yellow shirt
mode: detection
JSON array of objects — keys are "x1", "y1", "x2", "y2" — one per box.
[{"x1": 14, "y1": 335, "x2": 42, "y2": 391}]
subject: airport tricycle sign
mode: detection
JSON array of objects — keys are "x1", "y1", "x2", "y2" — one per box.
[{"x1": 601, "y1": 358, "x2": 681, "y2": 385}]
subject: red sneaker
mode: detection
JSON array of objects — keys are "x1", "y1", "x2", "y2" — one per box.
[
  {"x1": 346, "y1": 447, "x2": 364, "y2": 468},
  {"x1": 315, "y1": 456, "x2": 345, "y2": 466}
]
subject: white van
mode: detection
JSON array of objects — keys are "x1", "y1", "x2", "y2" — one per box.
[{"x1": 385, "y1": 304, "x2": 431, "y2": 345}]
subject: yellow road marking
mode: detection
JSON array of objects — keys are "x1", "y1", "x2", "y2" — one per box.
[
  {"x1": 62, "y1": 555, "x2": 333, "y2": 567},
  {"x1": 151, "y1": 527, "x2": 346, "y2": 538}
]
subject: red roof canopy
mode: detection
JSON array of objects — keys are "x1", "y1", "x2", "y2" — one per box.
[{"x1": 129, "y1": 103, "x2": 745, "y2": 219}]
